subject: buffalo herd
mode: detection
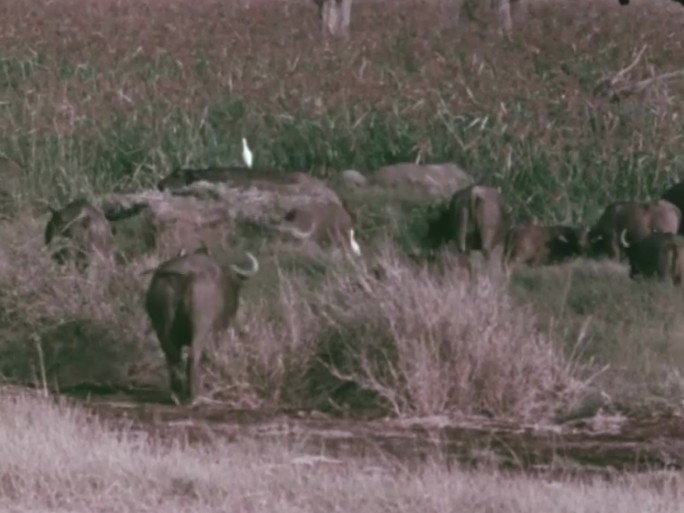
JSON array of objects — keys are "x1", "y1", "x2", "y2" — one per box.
[
  {"x1": 42, "y1": 170, "x2": 684, "y2": 403},
  {"x1": 419, "y1": 179, "x2": 684, "y2": 285}
]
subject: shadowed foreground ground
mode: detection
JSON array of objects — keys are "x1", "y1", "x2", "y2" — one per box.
[
  {"x1": 68, "y1": 386, "x2": 684, "y2": 475},
  {"x1": 1, "y1": 390, "x2": 682, "y2": 513}
]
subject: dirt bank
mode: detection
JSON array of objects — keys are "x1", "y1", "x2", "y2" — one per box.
[{"x1": 64, "y1": 386, "x2": 684, "y2": 475}]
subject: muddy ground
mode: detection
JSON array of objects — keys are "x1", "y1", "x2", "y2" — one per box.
[{"x1": 54, "y1": 385, "x2": 684, "y2": 477}]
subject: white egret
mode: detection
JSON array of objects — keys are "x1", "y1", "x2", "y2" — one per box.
[
  {"x1": 349, "y1": 229, "x2": 361, "y2": 256},
  {"x1": 242, "y1": 137, "x2": 253, "y2": 168}
]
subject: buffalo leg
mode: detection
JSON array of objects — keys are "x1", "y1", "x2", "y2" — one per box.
[
  {"x1": 187, "y1": 325, "x2": 213, "y2": 401},
  {"x1": 186, "y1": 343, "x2": 202, "y2": 402},
  {"x1": 162, "y1": 344, "x2": 185, "y2": 401},
  {"x1": 480, "y1": 231, "x2": 499, "y2": 263}
]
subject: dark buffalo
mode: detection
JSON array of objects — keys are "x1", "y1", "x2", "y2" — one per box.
[
  {"x1": 157, "y1": 166, "x2": 268, "y2": 191},
  {"x1": 620, "y1": 230, "x2": 684, "y2": 285},
  {"x1": 279, "y1": 201, "x2": 361, "y2": 256},
  {"x1": 145, "y1": 249, "x2": 259, "y2": 403},
  {"x1": 44, "y1": 198, "x2": 116, "y2": 272},
  {"x1": 156, "y1": 167, "x2": 310, "y2": 191},
  {"x1": 619, "y1": 0, "x2": 684, "y2": 6},
  {"x1": 503, "y1": 224, "x2": 588, "y2": 269},
  {"x1": 587, "y1": 199, "x2": 681, "y2": 260},
  {"x1": 661, "y1": 181, "x2": 684, "y2": 234},
  {"x1": 425, "y1": 184, "x2": 505, "y2": 261}
]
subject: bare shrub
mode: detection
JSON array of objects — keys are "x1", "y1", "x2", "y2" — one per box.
[
  {"x1": 192, "y1": 244, "x2": 585, "y2": 418},
  {"x1": 309, "y1": 247, "x2": 586, "y2": 420},
  {"x1": 0, "y1": 215, "x2": 160, "y2": 389},
  {"x1": 202, "y1": 263, "x2": 322, "y2": 409}
]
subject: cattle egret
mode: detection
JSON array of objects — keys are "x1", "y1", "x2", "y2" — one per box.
[
  {"x1": 349, "y1": 229, "x2": 361, "y2": 256},
  {"x1": 242, "y1": 137, "x2": 253, "y2": 168}
]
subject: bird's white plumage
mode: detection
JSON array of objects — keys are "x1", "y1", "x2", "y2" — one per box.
[
  {"x1": 349, "y1": 229, "x2": 361, "y2": 256},
  {"x1": 242, "y1": 137, "x2": 253, "y2": 168}
]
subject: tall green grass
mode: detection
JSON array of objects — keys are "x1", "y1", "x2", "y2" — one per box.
[{"x1": 1, "y1": 0, "x2": 682, "y2": 220}]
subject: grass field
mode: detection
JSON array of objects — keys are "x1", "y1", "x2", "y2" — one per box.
[
  {"x1": 1, "y1": 391, "x2": 682, "y2": 513},
  {"x1": 1, "y1": 0, "x2": 684, "y2": 507}
]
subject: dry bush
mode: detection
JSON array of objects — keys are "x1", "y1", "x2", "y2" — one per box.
[
  {"x1": 0, "y1": 214, "x2": 162, "y2": 390},
  {"x1": 196, "y1": 244, "x2": 587, "y2": 419},
  {"x1": 201, "y1": 264, "x2": 321, "y2": 409},
  {"x1": 308, "y1": 248, "x2": 586, "y2": 420}
]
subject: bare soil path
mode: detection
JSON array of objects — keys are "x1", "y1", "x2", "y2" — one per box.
[{"x1": 61, "y1": 386, "x2": 684, "y2": 476}]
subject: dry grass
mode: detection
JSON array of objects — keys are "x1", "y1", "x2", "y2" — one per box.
[
  {"x1": 142, "y1": 246, "x2": 585, "y2": 419},
  {"x1": 0, "y1": 390, "x2": 681, "y2": 513},
  {"x1": 0, "y1": 214, "x2": 161, "y2": 389},
  {"x1": 0, "y1": 211, "x2": 585, "y2": 421},
  {"x1": 301, "y1": 248, "x2": 585, "y2": 419}
]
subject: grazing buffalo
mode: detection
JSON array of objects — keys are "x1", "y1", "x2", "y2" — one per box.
[
  {"x1": 156, "y1": 167, "x2": 336, "y2": 196},
  {"x1": 503, "y1": 224, "x2": 588, "y2": 269},
  {"x1": 619, "y1": 0, "x2": 684, "y2": 6},
  {"x1": 620, "y1": 230, "x2": 684, "y2": 286},
  {"x1": 425, "y1": 184, "x2": 505, "y2": 261},
  {"x1": 587, "y1": 200, "x2": 681, "y2": 260},
  {"x1": 157, "y1": 166, "x2": 257, "y2": 191},
  {"x1": 661, "y1": 181, "x2": 684, "y2": 234},
  {"x1": 145, "y1": 249, "x2": 259, "y2": 403},
  {"x1": 279, "y1": 201, "x2": 361, "y2": 256},
  {"x1": 44, "y1": 198, "x2": 116, "y2": 272}
]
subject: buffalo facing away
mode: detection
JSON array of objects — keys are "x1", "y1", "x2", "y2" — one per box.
[
  {"x1": 279, "y1": 201, "x2": 361, "y2": 256},
  {"x1": 618, "y1": 0, "x2": 684, "y2": 5},
  {"x1": 661, "y1": 180, "x2": 684, "y2": 234},
  {"x1": 44, "y1": 198, "x2": 116, "y2": 272},
  {"x1": 144, "y1": 249, "x2": 259, "y2": 403},
  {"x1": 587, "y1": 199, "x2": 681, "y2": 261},
  {"x1": 503, "y1": 224, "x2": 588, "y2": 270},
  {"x1": 425, "y1": 184, "x2": 505, "y2": 261},
  {"x1": 620, "y1": 230, "x2": 684, "y2": 286}
]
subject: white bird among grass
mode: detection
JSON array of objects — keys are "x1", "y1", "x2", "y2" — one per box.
[
  {"x1": 349, "y1": 229, "x2": 361, "y2": 256},
  {"x1": 242, "y1": 137, "x2": 253, "y2": 168}
]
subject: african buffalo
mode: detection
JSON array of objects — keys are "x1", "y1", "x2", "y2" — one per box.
[
  {"x1": 620, "y1": 230, "x2": 684, "y2": 286},
  {"x1": 156, "y1": 167, "x2": 334, "y2": 194},
  {"x1": 618, "y1": 0, "x2": 684, "y2": 6},
  {"x1": 587, "y1": 200, "x2": 681, "y2": 260},
  {"x1": 425, "y1": 184, "x2": 505, "y2": 261},
  {"x1": 44, "y1": 198, "x2": 116, "y2": 272},
  {"x1": 157, "y1": 166, "x2": 257, "y2": 191},
  {"x1": 279, "y1": 201, "x2": 361, "y2": 256},
  {"x1": 661, "y1": 181, "x2": 684, "y2": 234},
  {"x1": 144, "y1": 249, "x2": 259, "y2": 403},
  {"x1": 503, "y1": 224, "x2": 588, "y2": 269}
]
